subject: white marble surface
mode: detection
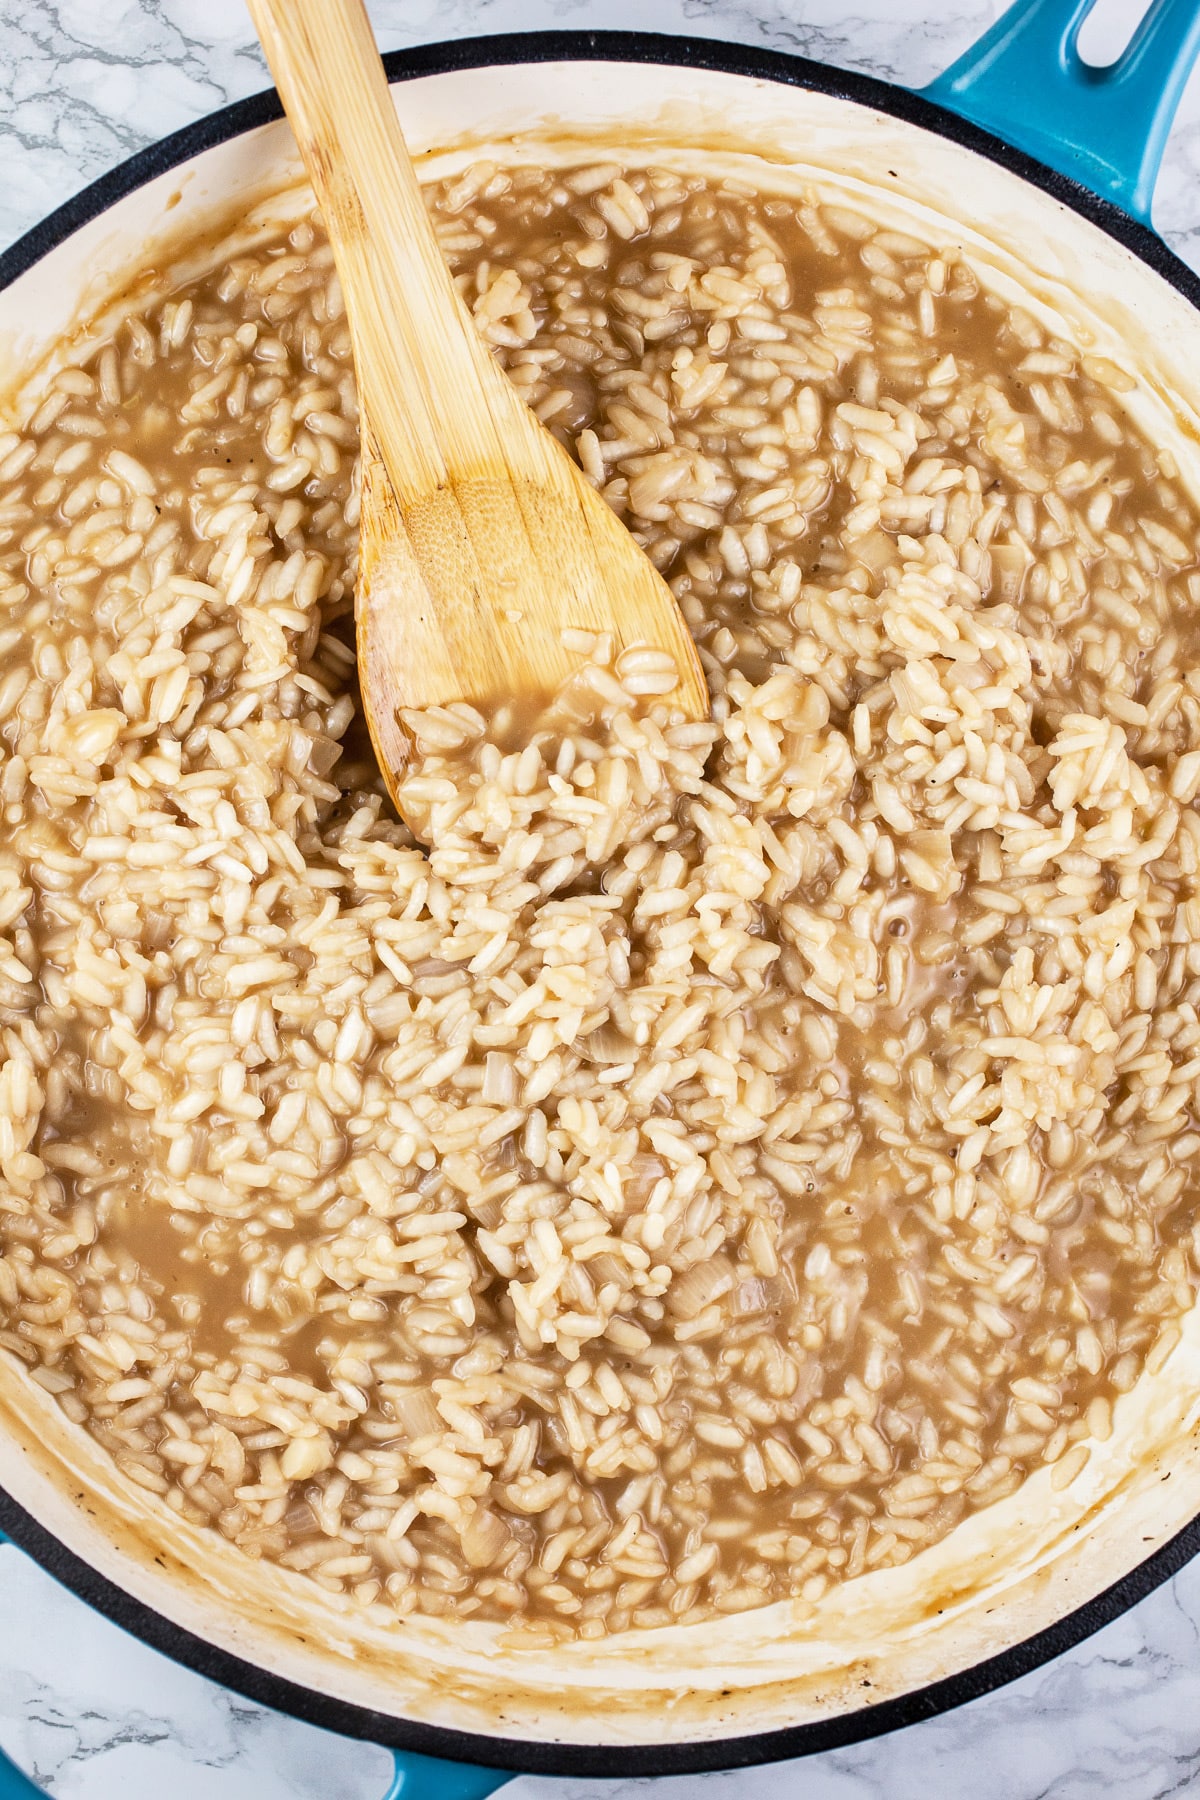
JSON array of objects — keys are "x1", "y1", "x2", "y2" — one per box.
[{"x1": 3, "y1": 1, "x2": 1200, "y2": 1795}]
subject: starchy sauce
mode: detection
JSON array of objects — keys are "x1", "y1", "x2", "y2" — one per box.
[{"x1": 0, "y1": 158, "x2": 1197, "y2": 1635}]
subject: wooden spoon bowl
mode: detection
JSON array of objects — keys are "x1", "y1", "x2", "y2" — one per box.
[{"x1": 248, "y1": 0, "x2": 709, "y2": 814}]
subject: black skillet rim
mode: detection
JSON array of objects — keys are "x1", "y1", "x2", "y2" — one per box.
[{"x1": 2, "y1": 26, "x2": 1200, "y2": 1781}]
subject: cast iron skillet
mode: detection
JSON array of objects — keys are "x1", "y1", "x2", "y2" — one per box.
[{"x1": 2, "y1": 2, "x2": 1200, "y2": 1795}]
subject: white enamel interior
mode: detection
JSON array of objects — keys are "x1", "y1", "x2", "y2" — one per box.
[{"x1": 2, "y1": 57, "x2": 1200, "y2": 1752}]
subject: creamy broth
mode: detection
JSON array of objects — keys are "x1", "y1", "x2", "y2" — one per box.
[{"x1": 0, "y1": 160, "x2": 1197, "y2": 1638}]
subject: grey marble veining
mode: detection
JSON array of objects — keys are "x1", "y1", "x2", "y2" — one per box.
[
  {"x1": 3, "y1": 1, "x2": 1200, "y2": 1795},
  {"x1": 3, "y1": 1536, "x2": 1200, "y2": 1799}
]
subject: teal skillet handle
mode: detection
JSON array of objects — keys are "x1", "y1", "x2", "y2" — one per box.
[
  {"x1": 922, "y1": 0, "x2": 1200, "y2": 226},
  {"x1": 0, "y1": 1724, "x2": 508, "y2": 1800},
  {"x1": 384, "y1": 1751, "x2": 508, "y2": 1799},
  {"x1": 0, "y1": 1533, "x2": 508, "y2": 1800},
  {"x1": 0, "y1": 1748, "x2": 46, "y2": 1800},
  {"x1": 0, "y1": 1738, "x2": 510, "y2": 1800},
  {"x1": 0, "y1": 1534, "x2": 47, "y2": 1799}
]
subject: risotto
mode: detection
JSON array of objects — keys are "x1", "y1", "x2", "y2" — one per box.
[{"x1": 0, "y1": 157, "x2": 1198, "y2": 1643}]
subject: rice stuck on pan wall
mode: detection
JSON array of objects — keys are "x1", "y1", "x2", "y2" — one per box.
[{"x1": 0, "y1": 156, "x2": 1198, "y2": 1644}]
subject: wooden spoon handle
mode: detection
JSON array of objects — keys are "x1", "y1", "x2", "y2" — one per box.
[{"x1": 247, "y1": 0, "x2": 526, "y2": 500}]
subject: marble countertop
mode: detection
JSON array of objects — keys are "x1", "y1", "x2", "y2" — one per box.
[{"x1": 3, "y1": 1, "x2": 1200, "y2": 1795}]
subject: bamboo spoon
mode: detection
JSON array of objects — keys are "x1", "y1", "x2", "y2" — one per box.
[{"x1": 247, "y1": 0, "x2": 708, "y2": 813}]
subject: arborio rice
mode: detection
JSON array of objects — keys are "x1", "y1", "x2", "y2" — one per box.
[{"x1": 0, "y1": 156, "x2": 1199, "y2": 1642}]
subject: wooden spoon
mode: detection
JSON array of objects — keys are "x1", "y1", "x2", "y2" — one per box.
[{"x1": 247, "y1": 0, "x2": 708, "y2": 812}]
